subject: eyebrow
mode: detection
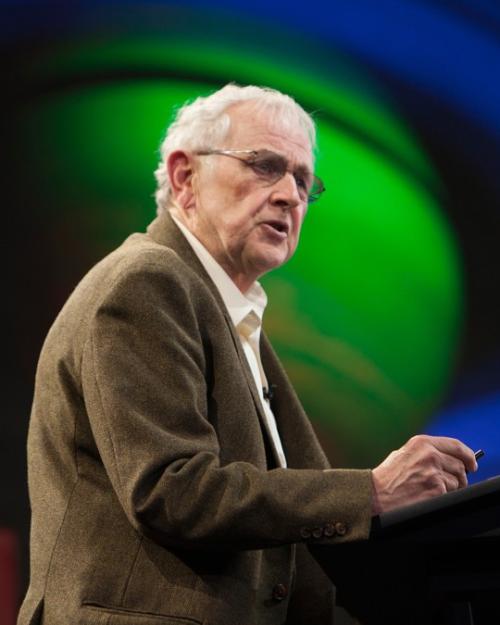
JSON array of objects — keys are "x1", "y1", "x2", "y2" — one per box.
[
  {"x1": 294, "y1": 163, "x2": 311, "y2": 175},
  {"x1": 260, "y1": 149, "x2": 313, "y2": 174}
]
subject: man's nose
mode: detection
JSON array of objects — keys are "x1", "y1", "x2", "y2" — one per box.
[{"x1": 269, "y1": 172, "x2": 302, "y2": 209}]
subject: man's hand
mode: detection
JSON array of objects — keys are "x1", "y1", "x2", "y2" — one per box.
[{"x1": 371, "y1": 435, "x2": 477, "y2": 515}]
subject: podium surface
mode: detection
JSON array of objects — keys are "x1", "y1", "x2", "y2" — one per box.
[{"x1": 312, "y1": 476, "x2": 500, "y2": 625}]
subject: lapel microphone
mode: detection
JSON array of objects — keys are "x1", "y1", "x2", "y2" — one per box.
[{"x1": 263, "y1": 384, "x2": 277, "y2": 401}]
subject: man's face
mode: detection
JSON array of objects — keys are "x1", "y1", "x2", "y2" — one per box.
[{"x1": 182, "y1": 102, "x2": 312, "y2": 291}]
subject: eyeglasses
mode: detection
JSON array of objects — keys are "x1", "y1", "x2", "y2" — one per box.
[{"x1": 196, "y1": 149, "x2": 325, "y2": 204}]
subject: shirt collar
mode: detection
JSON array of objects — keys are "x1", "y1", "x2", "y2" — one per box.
[{"x1": 170, "y1": 213, "x2": 267, "y2": 328}]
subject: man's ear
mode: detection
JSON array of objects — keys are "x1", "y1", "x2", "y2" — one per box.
[{"x1": 167, "y1": 150, "x2": 195, "y2": 209}]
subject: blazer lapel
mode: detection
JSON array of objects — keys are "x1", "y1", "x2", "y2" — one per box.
[
  {"x1": 146, "y1": 211, "x2": 281, "y2": 466},
  {"x1": 260, "y1": 333, "x2": 330, "y2": 471},
  {"x1": 221, "y1": 312, "x2": 283, "y2": 468}
]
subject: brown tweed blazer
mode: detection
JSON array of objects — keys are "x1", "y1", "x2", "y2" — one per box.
[{"x1": 18, "y1": 211, "x2": 372, "y2": 625}]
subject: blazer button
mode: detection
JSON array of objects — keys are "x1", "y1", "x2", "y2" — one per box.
[
  {"x1": 312, "y1": 527, "x2": 323, "y2": 539},
  {"x1": 335, "y1": 521, "x2": 347, "y2": 536},
  {"x1": 300, "y1": 527, "x2": 312, "y2": 539},
  {"x1": 324, "y1": 523, "x2": 336, "y2": 537},
  {"x1": 272, "y1": 583, "x2": 288, "y2": 601}
]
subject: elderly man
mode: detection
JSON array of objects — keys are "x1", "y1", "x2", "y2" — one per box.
[{"x1": 19, "y1": 84, "x2": 476, "y2": 625}]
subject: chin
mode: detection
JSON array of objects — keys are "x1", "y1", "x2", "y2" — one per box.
[
  {"x1": 253, "y1": 250, "x2": 291, "y2": 275},
  {"x1": 244, "y1": 238, "x2": 295, "y2": 275}
]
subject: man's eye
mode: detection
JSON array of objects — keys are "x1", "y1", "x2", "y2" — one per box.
[
  {"x1": 294, "y1": 174, "x2": 309, "y2": 190},
  {"x1": 250, "y1": 158, "x2": 279, "y2": 176}
]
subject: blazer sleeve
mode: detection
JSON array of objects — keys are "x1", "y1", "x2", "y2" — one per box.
[{"x1": 81, "y1": 252, "x2": 373, "y2": 551}]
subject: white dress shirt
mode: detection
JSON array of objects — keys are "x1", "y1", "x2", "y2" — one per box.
[{"x1": 171, "y1": 214, "x2": 287, "y2": 468}]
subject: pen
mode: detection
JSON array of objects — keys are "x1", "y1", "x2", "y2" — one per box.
[{"x1": 465, "y1": 449, "x2": 485, "y2": 474}]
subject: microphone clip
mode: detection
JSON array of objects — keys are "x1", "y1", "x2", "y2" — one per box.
[{"x1": 263, "y1": 384, "x2": 277, "y2": 401}]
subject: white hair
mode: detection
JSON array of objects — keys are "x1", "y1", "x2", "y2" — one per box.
[{"x1": 154, "y1": 83, "x2": 316, "y2": 215}]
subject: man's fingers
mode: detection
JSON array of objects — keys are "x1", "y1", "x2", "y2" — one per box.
[
  {"x1": 372, "y1": 435, "x2": 475, "y2": 514},
  {"x1": 442, "y1": 472, "x2": 462, "y2": 493},
  {"x1": 438, "y1": 453, "x2": 469, "y2": 489},
  {"x1": 406, "y1": 435, "x2": 477, "y2": 473}
]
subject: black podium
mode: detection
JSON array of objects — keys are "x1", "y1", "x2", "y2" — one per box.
[{"x1": 311, "y1": 475, "x2": 500, "y2": 625}]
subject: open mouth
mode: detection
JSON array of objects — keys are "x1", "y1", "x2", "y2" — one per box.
[{"x1": 264, "y1": 220, "x2": 289, "y2": 235}]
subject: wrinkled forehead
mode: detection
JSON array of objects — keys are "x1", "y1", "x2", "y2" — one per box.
[{"x1": 224, "y1": 101, "x2": 314, "y2": 169}]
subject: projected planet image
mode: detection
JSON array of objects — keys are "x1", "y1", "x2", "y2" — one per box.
[{"x1": 18, "y1": 34, "x2": 461, "y2": 467}]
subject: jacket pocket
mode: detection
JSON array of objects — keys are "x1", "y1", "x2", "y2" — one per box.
[{"x1": 80, "y1": 604, "x2": 203, "y2": 625}]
